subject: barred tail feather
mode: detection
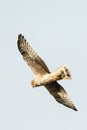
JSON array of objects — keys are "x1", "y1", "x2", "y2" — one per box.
[{"x1": 53, "y1": 64, "x2": 72, "y2": 80}]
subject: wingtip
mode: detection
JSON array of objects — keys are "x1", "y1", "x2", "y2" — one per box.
[
  {"x1": 18, "y1": 34, "x2": 24, "y2": 40},
  {"x1": 69, "y1": 103, "x2": 78, "y2": 111},
  {"x1": 18, "y1": 33, "x2": 22, "y2": 37},
  {"x1": 73, "y1": 107, "x2": 78, "y2": 111},
  {"x1": 64, "y1": 104, "x2": 78, "y2": 111},
  {"x1": 17, "y1": 34, "x2": 25, "y2": 46}
]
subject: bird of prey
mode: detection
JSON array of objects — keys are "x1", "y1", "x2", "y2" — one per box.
[{"x1": 17, "y1": 34, "x2": 77, "y2": 111}]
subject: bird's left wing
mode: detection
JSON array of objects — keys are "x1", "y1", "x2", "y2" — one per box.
[
  {"x1": 45, "y1": 81, "x2": 77, "y2": 111},
  {"x1": 17, "y1": 34, "x2": 50, "y2": 75}
]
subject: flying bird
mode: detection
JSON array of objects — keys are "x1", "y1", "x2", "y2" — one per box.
[{"x1": 17, "y1": 34, "x2": 77, "y2": 111}]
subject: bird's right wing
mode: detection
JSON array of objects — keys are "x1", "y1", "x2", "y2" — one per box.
[
  {"x1": 45, "y1": 81, "x2": 77, "y2": 111},
  {"x1": 17, "y1": 34, "x2": 50, "y2": 75}
]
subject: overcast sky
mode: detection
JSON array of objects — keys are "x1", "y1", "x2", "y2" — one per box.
[{"x1": 0, "y1": 0, "x2": 87, "y2": 129}]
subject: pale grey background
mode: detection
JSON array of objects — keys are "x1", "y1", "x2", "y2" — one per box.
[{"x1": 0, "y1": 0, "x2": 87, "y2": 129}]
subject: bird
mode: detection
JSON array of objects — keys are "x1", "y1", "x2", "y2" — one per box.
[{"x1": 17, "y1": 34, "x2": 77, "y2": 111}]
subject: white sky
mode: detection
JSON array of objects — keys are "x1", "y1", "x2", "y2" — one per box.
[{"x1": 0, "y1": 0, "x2": 87, "y2": 129}]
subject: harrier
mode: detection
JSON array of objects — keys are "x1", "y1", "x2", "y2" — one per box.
[{"x1": 17, "y1": 34, "x2": 77, "y2": 111}]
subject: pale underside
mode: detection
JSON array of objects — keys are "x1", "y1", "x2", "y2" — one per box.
[{"x1": 17, "y1": 34, "x2": 77, "y2": 111}]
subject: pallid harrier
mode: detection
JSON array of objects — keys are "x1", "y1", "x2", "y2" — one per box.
[{"x1": 17, "y1": 34, "x2": 77, "y2": 111}]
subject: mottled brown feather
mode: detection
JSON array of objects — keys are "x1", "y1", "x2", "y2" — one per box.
[
  {"x1": 17, "y1": 34, "x2": 50, "y2": 75},
  {"x1": 45, "y1": 82, "x2": 77, "y2": 111}
]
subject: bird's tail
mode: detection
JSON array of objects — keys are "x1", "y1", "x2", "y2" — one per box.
[{"x1": 53, "y1": 64, "x2": 72, "y2": 80}]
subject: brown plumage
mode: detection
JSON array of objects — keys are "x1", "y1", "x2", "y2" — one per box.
[{"x1": 17, "y1": 34, "x2": 77, "y2": 111}]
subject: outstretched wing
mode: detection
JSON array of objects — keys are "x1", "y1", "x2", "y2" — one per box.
[
  {"x1": 45, "y1": 81, "x2": 77, "y2": 111},
  {"x1": 17, "y1": 34, "x2": 50, "y2": 75}
]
